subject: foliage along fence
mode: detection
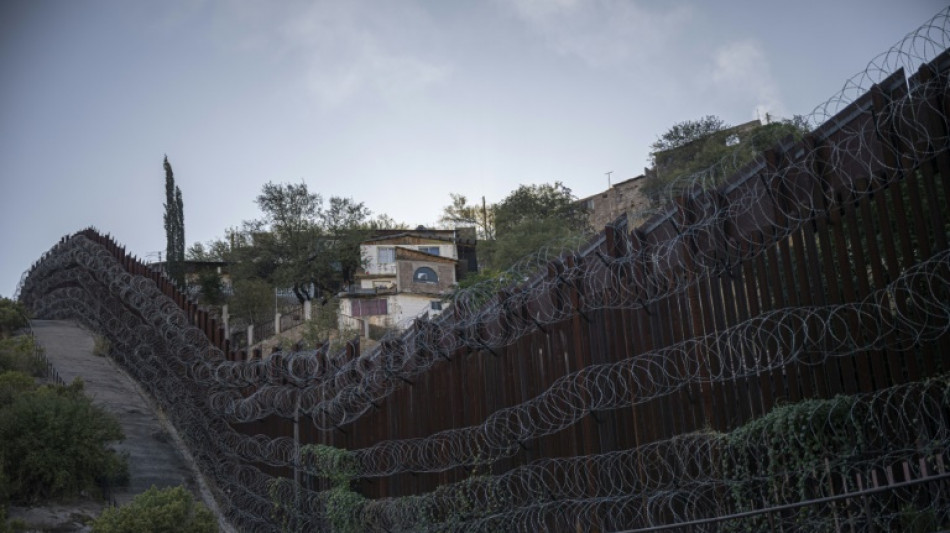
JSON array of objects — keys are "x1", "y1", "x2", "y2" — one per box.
[
  {"x1": 267, "y1": 46, "x2": 950, "y2": 478},
  {"x1": 237, "y1": 44, "x2": 950, "y2": 529},
  {"x1": 15, "y1": 15, "x2": 950, "y2": 532}
]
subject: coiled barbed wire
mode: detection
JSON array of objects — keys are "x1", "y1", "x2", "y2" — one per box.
[
  {"x1": 205, "y1": 59, "x2": 950, "y2": 432},
  {"x1": 354, "y1": 375, "x2": 950, "y2": 531},
  {"x1": 20, "y1": 27, "x2": 950, "y2": 431},
  {"x1": 327, "y1": 248, "x2": 950, "y2": 479},
  {"x1": 14, "y1": 7, "x2": 950, "y2": 532}
]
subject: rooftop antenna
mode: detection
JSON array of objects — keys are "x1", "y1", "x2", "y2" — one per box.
[{"x1": 606, "y1": 171, "x2": 613, "y2": 188}]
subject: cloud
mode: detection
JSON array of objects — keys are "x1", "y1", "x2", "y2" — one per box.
[
  {"x1": 286, "y1": 5, "x2": 449, "y2": 105},
  {"x1": 709, "y1": 40, "x2": 787, "y2": 120},
  {"x1": 499, "y1": 0, "x2": 693, "y2": 69},
  {"x1": 209, "y1": 1, "x2": 450, "y2": 106}
]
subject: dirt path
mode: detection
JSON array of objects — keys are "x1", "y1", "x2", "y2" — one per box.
[{"x1": 8, "y1": 320, "x2": 230, "y2": 531}]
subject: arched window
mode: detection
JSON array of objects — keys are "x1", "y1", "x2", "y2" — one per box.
[{"x1": 414, "y1": 266, "x2": 438, "y2": 283}]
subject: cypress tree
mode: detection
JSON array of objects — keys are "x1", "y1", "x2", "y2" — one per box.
[
  {"x1": 175, "y1": 184, "x2": 184, "y2": 273},
  {"x1": 163, "y1": 156, "x2": 185, "y2": 288}
]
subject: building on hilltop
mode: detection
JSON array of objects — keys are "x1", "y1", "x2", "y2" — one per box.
[
  {"x1": 576, "y1": 174, "x2": 653, "y2": 230},
  {"x1": 338, "y1": 227, "x2": 477, "y2": 337},
  {"x1": 651, "y1": 119, "x2": 762, "y2": 180},
  {"x1": 578, "y1": 119, "x2": 769, "y2": 229},
  {"x1": 148, "y1": 259, "x2": 232, "y2": 298}
]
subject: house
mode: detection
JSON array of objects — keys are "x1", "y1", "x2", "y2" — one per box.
[
  {"x1": 576, "y1": 174, "x2": 652, "y2": 230},
  {"x1": 338, "y1": 227, "x2": 477, "y2": 337},
  {"x1": 147, "y1": 259, "x2": 233, "y2": 298}
]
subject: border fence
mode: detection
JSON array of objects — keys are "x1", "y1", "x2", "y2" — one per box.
[{"x1": 15, "y1": 10, "x2": 950, "y2": 532}]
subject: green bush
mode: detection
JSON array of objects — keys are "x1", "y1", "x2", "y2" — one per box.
[
  {"x1": 92, "y1": 485, "x2": 217, "y2": 533},
  {"x1": 0, "y1": 298, "x2": 28, "y2": 339},
  {"x1": 299, "y1": 298, "x2": 341, "y2": 349},
  {"x1": 0, "y1": 506, "x2": 28, "y2": 533},
  {"x1": 0, "y1": 336, "x2": 45, "y2": 377},
  {"x1": 0, "y1": 378, "x2": 128, "y2": 504},
  {"x1": 92, "y1": 335, "x2": 111, "y2": 357},
  {"x1": 0, "y1": 371, "x2": 37, "y2": 408}
]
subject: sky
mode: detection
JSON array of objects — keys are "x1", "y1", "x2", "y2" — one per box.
[{"x1": 1, "y1": 0, "x2": 946, "y2": 297}]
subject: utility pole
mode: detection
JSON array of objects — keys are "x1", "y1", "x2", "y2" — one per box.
[
  {"x1": 481, "y1": 196, "x2": 489, "y2": 240},
  {"x1": 605, "y1": 171, "x2": 614, "y2": 222}
]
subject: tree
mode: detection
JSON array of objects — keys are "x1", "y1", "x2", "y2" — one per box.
[
  {"x1": 193, "y1": 271, "x2": 226, "y2": 307},
  {"x1": 645, "y1": 115, "x2": 810, "y2": 207},
  {"x1": 494, "y1": 182, "x2": 589, "y2": 236},
  {"x1": 230, "y1": 183, "x2": 374, "y2": 304},
  {"x1": 185, "y1": 242, "x2": 208, "y2": 261},
  {"x1": 318, "y1": 197, "x2": 373, "y2": 291},
  {"x1": 229, "y1": 278, "x2": 274, "y2": 325},
  {"x1": 650, "y1": 115, "x2": 727, "y2": 153},
  {"x1": 438, "y1": 193, "x2": 495, "y2": 239},
  {"x1": 298, "y1": 297, "x2": 341, "y2": 349},
  {"x1": 163, "y1": 156, "x2": 185, "y2": 288},
  {"x1": 366, "y1": 213, "x2": 408, "y2": 230},
  {"x1": 0, "y1": 336, "x2": 45, "y2": 377},
  {"x1": 186, "y1": 238, "x2": 231, "y2": 262},
  {"x1": 0, "y1": 297, "x2": 28, "y2": 339},
  {"x1": 481, "y1": 182, "x2": 591, "y2": 271},
  {"x1": 238, "y1": 181, "x2": 323, "y2": 303}
]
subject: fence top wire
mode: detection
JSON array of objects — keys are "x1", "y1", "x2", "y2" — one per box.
[{"x1": 13, "y1": 6, "x2": 950, "y2": 532}]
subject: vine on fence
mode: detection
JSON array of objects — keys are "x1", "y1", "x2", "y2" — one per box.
[
  {"x1": 11, "y1": 8, "x2": 950, "y2": 532},
  {"x1": 722, "y1": 394, "x2": 866, "y2": 531},
  {"x1": 300, "y1": 445, "x2": 364, "y2": 533}
]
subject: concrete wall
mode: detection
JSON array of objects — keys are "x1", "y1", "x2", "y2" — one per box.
[
  {"x1": 578, "y1": 175, "x2": 652, "y2": 229},
  {"x1": 338, "y1": 292, "x2": 443, "y2": 332}
]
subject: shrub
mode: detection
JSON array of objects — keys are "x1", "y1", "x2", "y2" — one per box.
[
  {"x1": 0, "y1": 298, "x2": 28, "y2": 339},
  {"x1": 299, "y1": 298, "x2": 341, "y2": 349},
  {"x1": 0, "y1": 336, "x2": 45, "y2": 377},
  {"x1": 0, "y1": 378, "x2": 128, "y2": 504},
  {"x1": 0, "y1": 506, "x2": 28, "y2": 533},
  {"x1": 0, "y1": 371, "x2": 37, "y2": 407},
  {"x1": 92, "y1": 485, "x2": 217, "y2": 533},
  {"x1": 92, "y1": 335, "x2": 110, "y2": 357}
]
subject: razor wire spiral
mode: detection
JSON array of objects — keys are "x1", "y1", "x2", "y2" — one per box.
[
  {"x1": 15, "y1": 7, "x2": 950, "y2": 532},
  {"x1": 353, "y1": 375, "x2": 950, "y2": 532}
]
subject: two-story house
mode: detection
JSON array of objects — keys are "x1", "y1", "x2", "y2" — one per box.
[{"x1": 338, "y1": 227, "x2": 476, "y2": 337}]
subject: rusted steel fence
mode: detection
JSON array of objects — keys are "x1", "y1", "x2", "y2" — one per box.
[
  {"x1": 17, "y1": 37, "x2": 950, "y2": 532},
  {"x1": 255, "y1": 51, "x2": 950, "y2": 504}
]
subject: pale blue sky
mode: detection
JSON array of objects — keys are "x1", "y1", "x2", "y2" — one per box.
[{"x1": 1, "y1": 0, "x2": 945, "y2": 296}]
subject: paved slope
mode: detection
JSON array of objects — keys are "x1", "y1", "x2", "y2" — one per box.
[{"x1": 30, "y1": 319, "x2": 198, "y2": 502}]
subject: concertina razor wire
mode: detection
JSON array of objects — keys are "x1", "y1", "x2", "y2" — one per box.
[{"x1": 15, "y1": 7, "x2": 950, "y2": 532}]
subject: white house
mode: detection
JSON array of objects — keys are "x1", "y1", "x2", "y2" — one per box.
[{"x1": 338, "y1": 228, "x2": 477, "y2": 337}]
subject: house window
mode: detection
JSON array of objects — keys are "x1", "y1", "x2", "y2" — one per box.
[
  {"x1": 430, "y1": 301, "x2": 443, "y2": 311},
  {"x1": 378, "y1": 247, "x2": 395, "y2": 264},
  {"x1": 414, "y1": 266, "x2": 438, "y2": 283},
  {"x1": 352, "y1": 298, "x2": 387, "y2": 317},
  {"x1": 419, "y1": 246, "x2": 440, "y2": 256}
]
